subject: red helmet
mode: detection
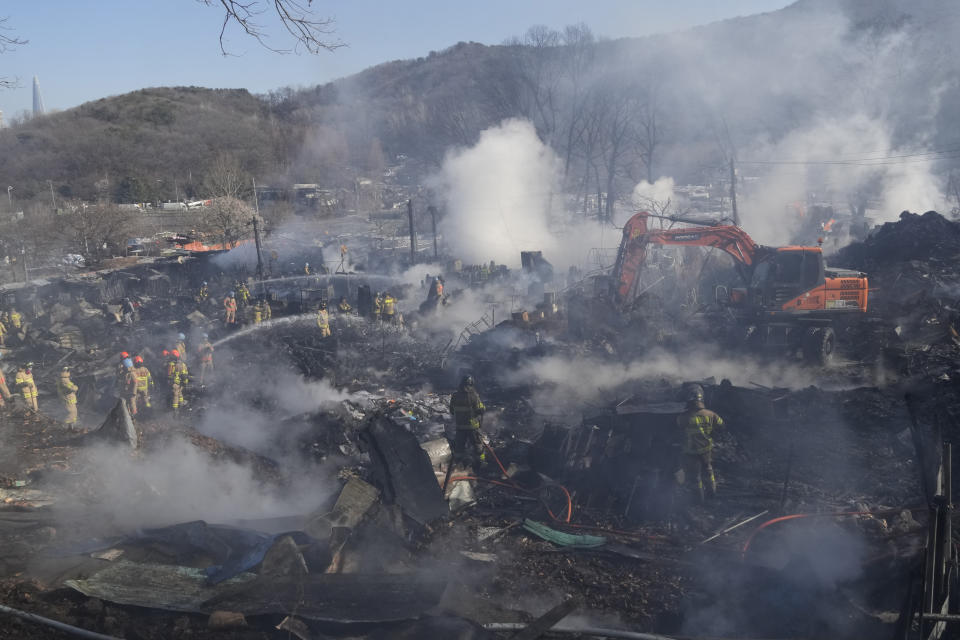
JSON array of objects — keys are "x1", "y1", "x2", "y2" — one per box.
[
  {"x1": 171, "y1": 349, "x2": 180, "y2": 358},
  {"x1": 120, "y1": 351, "x2": 130, "y2": 359},
  {"x1": 134, "y1": 356, "x2": 144, "y2": 365},
  {"x1": 162, "y1": 349, "x2": 170, "y2": 357}
]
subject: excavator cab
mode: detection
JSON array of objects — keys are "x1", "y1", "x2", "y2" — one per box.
[{"x1": 748, "y1": 248, "x2": 825, "y2": 312}]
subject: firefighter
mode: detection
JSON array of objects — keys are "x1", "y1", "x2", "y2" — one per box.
[
  {"x1": 0, "y1": 315, "x2": 6, "y2": 346},
  {"x1": 175, "y1": 333, "x2": 188, "y2": 361},
  {"x1": 58, "y1": 367, "x2": 79, "y2": 426},
  {"x1": 165, "y1": 349, "x2": 178, "y2": 402},
  {"x1": 253, "y1": 299, "x2": 263, "y2": 324},
  {"x1": 115, "y1": 351, "x2": 131, "y2": 397},
  {"x1": 223, "y1": 292, "x2": 238, "y2": 324},
  {"x1": 449, "y1": 375, "x2": 486, "y2": 468},
  {"x1": 170, "y1": 350, "x2": 189, "y2": 414},
  {"x1": 0, "y1": 353, "x2": 12, "y2": 408},
  {"x1": 131, "y1": 356, "x2": 153, "y2": 415},
  {"x1": 195, "y1": 281, "x2": 209, "y2": 303},
  {"x1": 304, "y1": 262, "x2": 311, "y2": 276},
  {"x1": 8, "y1": 308, "x2": 22, "y2": 331},
  {"x1": 16, "y1": 362, "x2": 38, "y2": 412},
  {"x1": 316, "y1": 301, "x2": 331, "y2": 338},
  {"x1": 197, "y1": 334, "x2": 214, "y2": 386},
  {"x1": 121, "y1": 358, "x2": 137, "y2": 414},
  {"x1": 337, "y1": 296, "x2": 352, "y2": 314},
  {"x1": 677, "y1": 384, "x2": 724, "y2": 503},
  {"x1": 237, "y1": 282, "x2": 251, "y2": 307},
  {"x1": 372, "y1": 292, "x2": 383, "y2": 321},
  {"x1": 261, "y1": 297, "x2": 272, "y2": 320},
  {"x1": 382, "y1": 292, "x2": 397, "y2": 324}
]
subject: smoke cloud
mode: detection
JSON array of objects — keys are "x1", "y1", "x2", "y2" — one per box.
[{"x1": 431, "y1": 119, "x2": 561, "y2": 267}]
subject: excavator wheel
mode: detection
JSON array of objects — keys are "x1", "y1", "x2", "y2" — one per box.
[{"x1": 803, "y1": 327, "x2": 836, "y2": 366}]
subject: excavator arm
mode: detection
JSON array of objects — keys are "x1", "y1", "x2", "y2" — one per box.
[{"x1": 612, "y1": 212, "x2": 762, "y2": 307}]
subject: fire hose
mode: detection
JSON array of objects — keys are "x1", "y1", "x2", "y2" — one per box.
[
  {"x1": 741, "y1": 507, "x2": 926, "y2": 560},
  {"x1": 446, "y1": 434, "x2": 574, "y2": 523},
  {"x1": 0, "y1": 603, "x2": 122, "y2": 640}
]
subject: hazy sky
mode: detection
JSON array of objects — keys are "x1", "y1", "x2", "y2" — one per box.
[{"x1": 1, "y1": 0, "x2": 792, "y2": 118}]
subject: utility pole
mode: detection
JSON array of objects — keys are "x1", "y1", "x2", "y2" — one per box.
[
  {"x1": 252, "y1": 216, "x2": 265, "y2": 281},
  {"x1": 407, "y1": 199, "x2": 417, "y2": 263},
  {"x1": 730, "y1": 158, "x2": 739, "y2": 226},
  {"x1": 251, "y1": 178, "x2": 265, "y2": 281},
  {"x1": 47, "y1": 180, "x2": 56, "y2": 211},
  {"x1": 428, "y1": 205, "x2": 439, "y2": 259}
]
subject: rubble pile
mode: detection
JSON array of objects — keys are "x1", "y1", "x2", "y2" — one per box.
[
  {"x1": 831, "y1": 211, "x2": 960, "y2": 380},
  {"x1": 3, "y1": 210, "x2": 960, "y2": 639}
]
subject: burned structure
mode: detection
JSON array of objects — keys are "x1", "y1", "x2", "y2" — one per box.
[{"x1": 0, "y1": 207, "x2": 958, "y2": 640}]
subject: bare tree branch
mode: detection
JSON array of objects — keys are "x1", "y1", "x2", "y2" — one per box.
[
  {"x1": 198, "y1": 0, "x2": 344, "y2": 55},
  {"x1": 0, "y1": 16, "x2": 27, "y2": 89}
]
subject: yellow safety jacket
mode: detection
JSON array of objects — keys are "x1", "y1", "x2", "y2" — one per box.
[
  {"x1": 9, "y1": 311, "x2": 22, "y2": 329},
  {"x1": 172, "y1": 362, "x2": 189, "y2": 386},
  {"x1": 135, "y1": 367, "x2": 153, "y2": 392},
  {"x1": 316, "y1": 309, "x2": 330, "y2": 329},
  {"x1": 15, "y1": 371, "x2": 36, "y2": 399},
  {"x1": 383, "y1": 296, "x2": 396, "y2": 316},
  {"x1": 58, "y1": 375, "x2": 78, "y2": 404},
  {"x1": 677, "y1": 406, "x2": 724, "y2": 455}
]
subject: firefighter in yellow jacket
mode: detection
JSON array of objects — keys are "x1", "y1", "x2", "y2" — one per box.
[
  {"x1": 15, "y1": 362, "x2": 38, "y2": 412},
  {"x1": 677, "y1": 385, "x2": 724, "y2": 502},
  {"x1": 0, "y1": 353, "x2": 12, "y2": 408},
  {"x1": 382, "y1": 292, "x2": 397, "y2": 324},
  {"x1": 170, "y1": 350, "x2": 189, "y2": 414},
  {"x1": 316, "y1": 301, "x2": 331, "y2": 338},
  {"x1": 58, "y1": 367, "x2": 79, "y2": 426},
  {"x1": 0, "y1": 317, "x2": 6, "y2": 347},
  {"x1": 130, "y1": 355, "x2": 153, "y2": 415}
]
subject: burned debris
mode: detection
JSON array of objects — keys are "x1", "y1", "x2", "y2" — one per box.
[{"x1": 0, "y1": 208, "x2": 958, "y2": 640}]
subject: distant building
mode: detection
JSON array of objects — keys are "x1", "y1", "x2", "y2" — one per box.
[{"x1": 32, "y1": 76, "x2": 45, "y2": 117}]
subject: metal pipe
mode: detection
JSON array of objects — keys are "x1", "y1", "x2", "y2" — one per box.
[
  {"x1": 917, "y1": 613, "x2": 960, "y2": 623},
  {"x1": 0, "y1": 603, "x2": 123, "y2": 640},
  {"x1": 483, "y1": 622, "x2": 677, "y2": 639}
]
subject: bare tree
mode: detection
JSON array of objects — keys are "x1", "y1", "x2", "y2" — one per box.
[
  {"x1": 198, "y1": 0, "x2": 343, "y2": 55},
  {"x1": 199, "y1": 196, "x2": 256, "y2": 249},
  {"x1": 0, "y1": 16, "x2": 27, "y2": 89},
  {"x1": 58, "y1": 202, "x2": 136, "y2": 264},
  {"x1": 558, "y1": 23, "x2": 596, "y2": 178},
  {"x1": 635, "y1": 86, "x2": 664, "y2": 184},
  {"x1": 204, "y1": 152, "x2": 249, "y2": 199},
  {"x1": 505, "y1": 25, "x2": 562, "y2": 142}
]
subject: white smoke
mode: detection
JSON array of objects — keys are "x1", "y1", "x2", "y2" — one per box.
[
  {"x1": 431, "y1": 119, "x2": 562, "y2": 267},
  {"x1": 739, "y1": 114, "x2": 947, "y2": 245}
]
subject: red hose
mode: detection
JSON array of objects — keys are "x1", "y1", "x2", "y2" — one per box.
[
  {"x1": 741, "y1": 508, "x2": 922, "y2": 560},
  {"x1": 447, "y1": 440, "x2": 573, "y2": 523}
]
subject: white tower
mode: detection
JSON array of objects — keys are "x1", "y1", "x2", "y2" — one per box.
[{"x1": 32, "y1": 76, "x2": 45, "y2": 116}]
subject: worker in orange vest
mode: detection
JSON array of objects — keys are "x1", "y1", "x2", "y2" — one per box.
[{"x1": 223, "y1": 292, "x2": 238, "y2": 324}]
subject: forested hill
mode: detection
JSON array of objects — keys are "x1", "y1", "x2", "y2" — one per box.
[{"x1": 1, "y1": 0, "x2": 957, "y2": 209}]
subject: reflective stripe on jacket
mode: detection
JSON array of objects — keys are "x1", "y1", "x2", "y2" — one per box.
[
  {"x1": 678, "y1": 407, "x2": 724, "y2": 454},
  {"x1": 450, "y1": 388, "x2": 484, "y2": 430}
]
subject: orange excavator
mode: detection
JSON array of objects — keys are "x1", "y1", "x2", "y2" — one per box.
[{"x1": 611, "y1": 212, "x2": 869, "y2": 364}]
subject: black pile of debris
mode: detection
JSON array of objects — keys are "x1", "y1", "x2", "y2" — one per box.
[{"x1": 831, "y1": 211, "x2": 960, "y2": 381}]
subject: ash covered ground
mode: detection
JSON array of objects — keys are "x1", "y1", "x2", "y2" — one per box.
[{"x1": 0, "y1": 210, "x2": 959, "y2": 640}]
